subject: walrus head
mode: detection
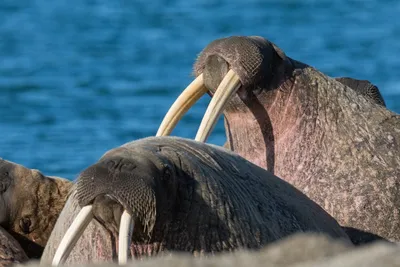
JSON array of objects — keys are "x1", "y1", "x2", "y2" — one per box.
[
  {"x1": 44, "y1": 137, "x2": 349, "y2": 266},
  {"x1": 49, "y1": 146, "x2": 174, "y2": 265},
  {"x1": 0, "y1": 159, "x2": 72, "y2": 258},
  {"x1": 156, "y1": 36, "x2": 387, "y2": 144}
]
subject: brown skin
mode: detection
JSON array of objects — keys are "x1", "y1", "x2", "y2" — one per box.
[
  {"x1": 194, "y1": 36, "x2": 400, "y2": 242},
  {"x1": 0, "y1": 159, "x2": 73, "y2": 258},
  {"x1": 42, "y1": 136, "x2": 350, "y2": 265}
]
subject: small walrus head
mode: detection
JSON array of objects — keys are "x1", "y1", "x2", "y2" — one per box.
[
  {"x1": 0, "y1": 159, "x2": 72, "y2": 258},
  {"x1": 49, "y1": 145, "x2": 182, "y2": 265},
  {"x1": 76, "y1": 146, "x2": 177, "y2": 241}
]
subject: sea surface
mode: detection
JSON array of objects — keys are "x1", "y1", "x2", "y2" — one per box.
[{"x1": 1, "y1": 0, "x2": 399, "y2": 180}]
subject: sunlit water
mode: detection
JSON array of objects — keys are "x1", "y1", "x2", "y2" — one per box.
[{"x1": 1, "y1": 0, "x2": 399, "y2": 179}]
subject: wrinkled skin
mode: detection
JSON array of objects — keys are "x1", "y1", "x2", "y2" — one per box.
[
  {"x1": 192, "y1": 36, "x2": 400, "y2": 242},
  {"x1": 0, "y1": 159, "x2": 72, "y2": 258},
  {"x1": 0, "y1": 225, "x2": 28, "y2": 266},
  {"x1": 42, "y1": 136, "x2": 350, "y2": 265},
  {"x1": 41, "y1": 184, "x2": 116, "y2": 265}
]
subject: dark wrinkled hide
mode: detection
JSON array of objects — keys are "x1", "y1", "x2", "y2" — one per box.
[
  {"x1": 194, "y1": 36, "x2": 400, "y2": 242},
  {"x1": 42, "y1": 136, "x2": 349, "y2": 265},
  {"x1": 342, "y1": 227, "x2": 390, "y2": 246}
]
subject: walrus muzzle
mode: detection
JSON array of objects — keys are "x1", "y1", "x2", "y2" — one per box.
[
  {"x1": 51, "y1": 155, "x2": 161, "y2": 266},
  {"x1": 156, "y1": 36, "x2": 282, "y2": 142}
]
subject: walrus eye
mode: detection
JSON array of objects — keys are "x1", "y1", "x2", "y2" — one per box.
[
  {"x1": 0, "y1": 172, "x2": 10, "y2": 193},
  {"x1": 162, "y1": 166, "x2": 171, "y2": 181},
  {"x1": 19, "y1": 217, "x2": 32, "y2": 234},
  {"x1": 0, "y1": 183, "x2": 7, "y2": 193}
]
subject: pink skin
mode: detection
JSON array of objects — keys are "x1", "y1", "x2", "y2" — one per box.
[{"x1": 195, "y1": 36, "x2": 400, "y2": 243}]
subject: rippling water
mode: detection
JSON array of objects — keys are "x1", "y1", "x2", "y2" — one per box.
[{"x1": 1, "y1": 0, "x2": 399, "y2": 179}]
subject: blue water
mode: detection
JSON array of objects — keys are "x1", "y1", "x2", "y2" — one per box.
[{"x1": 1, "y1": 0, "x2": 399, "y2": 180}]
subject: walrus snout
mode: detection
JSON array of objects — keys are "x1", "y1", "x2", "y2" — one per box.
[
  {"x1": 76, "y1": 156, "x2": 157, "y2": 219},
  {"x1": 156, "y1": 36, "x2": 290, "y2": 142},
  {"x1": 51, "y1": 151, "x2": 177, "y2": 266},
  {"x1": 194, "y1": 36, "x2": 281, "y2": 89}
]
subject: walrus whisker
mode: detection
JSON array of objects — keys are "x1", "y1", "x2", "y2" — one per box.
[
  {"x1": 52, "y1": 205, "x2": 94, "y2": 266},
  {"x1": 118, "y1": 210, "x2": 134, "y2": 265},
  {"x1": 195, "y1": 69, "x2": 241, "y2": 142},
  {"x1": 156, "y1": 74, "x2": 207, "y2": 137}
]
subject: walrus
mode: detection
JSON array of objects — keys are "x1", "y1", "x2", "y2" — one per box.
[
  {"x1": 0, "y1": 225, "x2": 28, "y2": 266},
  {"x1": 156, "y1": 36, "x2": 400, "y2": 243},
  {"x1": 0, "y1": 159, "x2": 73, "y2": 259},
  {"x1": 42, "y1": 136, "x2": 350, "y2": 266},
  {"x1": 334, "y1": 77, "x2": 386, "y2": 107}
]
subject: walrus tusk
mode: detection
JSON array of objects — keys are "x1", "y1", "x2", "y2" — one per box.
[
  {"x1": 52, "y1": 205, "x2": 94, "y2": 266},
  {"x1": 118, "y1": 210, "x2": 134, "y2": 265},
  {"x1": 156, "y1": 74, "x2": 207, "y2": 136},
  {"x1": 195, "y1": 69, "x2": 241, "y2": 142}
]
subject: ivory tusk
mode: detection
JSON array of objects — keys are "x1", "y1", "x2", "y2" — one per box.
[
  {"x1": 118, "y1": 210, "x2": 134, "y2": 265},
  {"x1": 195, "y1": 69, "x2": 241, "y2": 142},
  {"x1": 52, "y1": 205, "x2": 94, "y2": 266},
  {"x1": 156, "y1": 74, "x2": 208, "y2": 137}
]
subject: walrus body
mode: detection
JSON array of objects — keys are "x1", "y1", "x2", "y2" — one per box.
[
  {"x1": 158, "y1": 36, "x2": 400, "y2": 242},
  {"x1": 42, "y1": 136, "x2": 349, "y2": 265},
  {"x1": 0, "y1": 159, "x2": 72, "y2": 258}
]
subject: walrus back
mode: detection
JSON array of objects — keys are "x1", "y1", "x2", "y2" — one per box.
[{"x1": 124, "y1": 136, "x2": 350, "y2": 243}]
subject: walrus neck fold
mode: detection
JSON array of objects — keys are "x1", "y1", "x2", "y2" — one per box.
[
  {"x1": 31, "y1": 173, "x2": 73, "y2": 247},
  {"x1": 222, "y1": 70, "x2": 302, "y2": 173}
]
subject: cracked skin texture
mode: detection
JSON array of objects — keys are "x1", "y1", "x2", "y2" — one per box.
[
  {"x1": 41, "y1": 136, "x2": 349, "y2": 265},
  {"x1": 0, "y1": 225, "x2": 28, "y2": 267},
  {"x1": 194, "y1": 36, "x2": 400, "y2": 242},
  {"x1": 0, "y1": 159, "x2": 73, "y2": 259}
]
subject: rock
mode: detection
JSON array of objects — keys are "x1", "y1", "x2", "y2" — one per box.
[{"x1": 19, "y1": 233, "x2": 400, "y2": 267}]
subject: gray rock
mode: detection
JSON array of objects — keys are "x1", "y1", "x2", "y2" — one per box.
[{"x1": 20, "y1": 233, "x2": 400, "y2": 267}]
